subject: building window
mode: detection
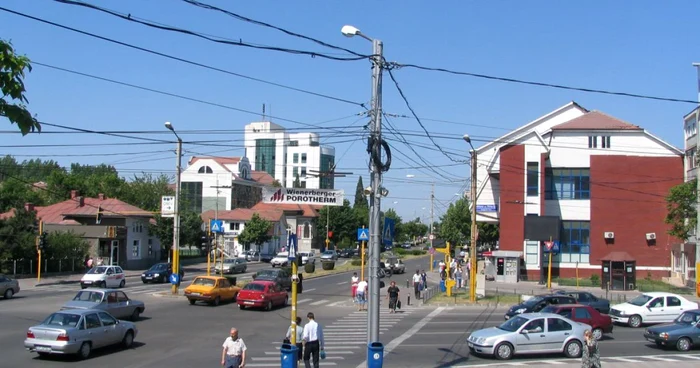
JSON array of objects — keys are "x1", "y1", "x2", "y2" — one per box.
[
  {"x1": 601, "y1": 136, "x2": 611, "y2": 148},
  {"x1": 588, "y1": 136, "x2": 597, "y2": 148},
  {"x1": 687, "y1": 148, "x2": 697, "y2": 169},
  {"x1": 527, "y1": 162, "x2": 538, "y2": 197},
  {"x1": 560, "y1": 221, "x2": 590, "y2": 263},
  {"x1": 525, "y1": 240, "x2": 539, "y2": 266},
  {"x1": 255, "y1": 139, "x2": 276, "y2": 177},
  {"x1": 301, "y1": 167, "x2": 307, "y2": 177},
  {"x1": 288, "y1": 140, "x2": 299, "y2": 147},
  {"x1": 544, "y1": 168, "x2": 590, "y2": 200},
  {"x1": 310, "y1": 140, "x2": 320, "y2": 147},
  {"x1": 293, "y1": 153, "x2": 299, "y2": 164},
  {"x1": 303, "y1": 222, "x2": 311, "y2": 239},
  {"x1": 181, "y1": 181, "x2": 203, "y2": 212},
  {"x1": 293, "y1": 167, "x2": 299, "y2": 177},
  {"x1": 300, "y1": 181, "x2": 306, "y2": 188},
  {"x1": 197, "y1": 166, "x2": 213, "y2": 174},
  {"x1": 301, "y1": 153, "x2": 307, "y2": 164},
  {"x1": 132, "y1": 240, "x2": 140, "y2": 258},
  {"x1": 232, "y1": 222, "x2": 240, "y2": 231},
  {"x1": 320, "y1": 153, "x2": 335, "y2": 189}
]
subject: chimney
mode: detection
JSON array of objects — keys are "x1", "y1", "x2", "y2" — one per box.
[
  {"x1": 24, "y1": 203, "x2": 35, "y2": 212},
  {"x1": 70, "y1": 190, "x2": 79, "y2": 199},
  {"x1": 98, "y1": 193, "x2": 105, "y2": 200},
  {"x1": 78, "y1": 196, "x2": 85, "y2": 207}
]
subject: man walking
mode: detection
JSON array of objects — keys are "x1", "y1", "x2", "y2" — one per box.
[
  {"x1": 302, "y1": 312, "x2": 325, "y2": 368},
  {"x1": 412, "y1": 270, "x2": 422, "y2": 299},
  {"x1": 356, "y1": 278, "x2": 368, "y2": 311},
  {"x1": 221, "y1": 327, "x2": 246, "y2": 368},
  {"x1": 386, "y1": 281, "x2": 400, "y2": 313}
]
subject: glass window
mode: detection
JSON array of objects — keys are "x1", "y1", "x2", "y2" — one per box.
[
  {"x1": 293, "y1": 167, "x2": 299, "y2": 177},
  {"x1": 301, "y1": 153, "x2": 307, "y2": 164},
  {"x1": 588, "y1": 136, "x2": 597, "y2": 148},
  {"x1": 601, "y1": 136, "x2": 611, "y2": 148},
  {"x1": 255, "y1": 139, "x2": 276, "y2": 177},
  {"x1": 301, "y1": 167, "x2": 307, "y2": 177},
  {"x1": 545, "y1": 169, "x2": 590, "y2": 200},
  {"x1": 181, "y1": 181, "x2": 203, "y2": 213},
  {"x1": 557, "y1": 308, "x2": 573, "y2": 319},
  {"x1": 525, "y1": 241, "x2": 539, "y2": 265},
  {"x1": 320, "y1": 154, "x2": 335, "y2": 189},
  {"x1": 666, "y1": 296, "x2": 681, "y2": 307},
  {"x1": 576, "y1": 293, "x2": 591, "y2": 302},
  {"x1": 116, "y1": 292, "x2": 129, "y2": 302},
  {"x1": 527, "y1": 162, "x2": 538, "y2": 197},
  {"x1": 303, "y1": 222, "x2": 311, "y2": 239},
  {"x1": 574, "y1": 307, "x2": 592, "y2": 319},
  {"x1": 132, "y1": 240, "x2": 140, "y2": 258},
  {"x1": 85, "y1": 313, "x2": 102, "y2": 329},
  {"x1": 523, "y1": 319, "x2": 544, "y2": 333},
  {"x1": 288, "y1": 140, "x2": 299, "y2": 147},
  {"x1": 197, "y1": 166, "x2": 213, "y2": 174},
  {"x1": 547, "y1": 318, "x2": 572, "y2": 332},
  {"x1": 98, "y1": 312, "x2": 117, "y2": 326},
  {"x1": 293, "y1": 153, "x2": 299, "y2": 164},
  {"x1": 560, "y1": 221, "x2": 590, "y2": 263},
  {"x1": 649, "y1": 297, "x2": 664, "y2": 308}
]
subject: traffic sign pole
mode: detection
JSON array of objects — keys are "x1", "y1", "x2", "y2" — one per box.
[{"x1": 545, "y1": 237, "x2": 554, "y2": 289}]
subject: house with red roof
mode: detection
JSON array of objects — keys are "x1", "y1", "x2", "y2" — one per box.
[
  {"x1": 0, "y1": 190, "x2": 160, "y2": 270},
  {"x1": 472, "y1": 102, "x2": 683, "y2": 288},
  {"x1": 201, "y1": 208, "x2": 287, "y2": 256}
]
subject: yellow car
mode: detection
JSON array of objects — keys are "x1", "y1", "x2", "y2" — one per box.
[{"x1": 184, "y1": 276, "x2": 241, "y2": 306}]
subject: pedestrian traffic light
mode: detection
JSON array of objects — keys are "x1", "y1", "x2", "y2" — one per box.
[{"x1": 38, "y1": 231, "x2": 48, "y2": 251}]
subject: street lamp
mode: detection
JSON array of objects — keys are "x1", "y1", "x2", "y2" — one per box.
[
  {"x1": 463, "y1": 134, "x2": 478, "y2": 303},
  {"x1": 165, "y1": 122, "x2": 183, "y2": 295},
  {"x1": 342, "y1": 24, "x2": 384, "y2": 345}
]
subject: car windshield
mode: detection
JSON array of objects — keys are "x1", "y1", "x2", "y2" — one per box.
[
  {"x1": 674, "y1": 312, "x2": 700, "y2": 324},
  {"x1": 256, "y1": 270, "x2": 277, "y2": 277},
  {"x1": 498, "y1": 316, "x2": 529, "y2": 332},
  {"x1": 628, "y1": 294, "x2": 654, "y2": 306},
  {"x1": 523, "y1": 296, "x2": 544, "y2": 306},
  {"x1": 540, "y1": 306, "x2": 558, "y2": 314},
  {"x1": 87, "y1": 266, "x2": 108, "y2": 274},
  {"x1": 323, "y1": 251, "x2": 334, "y2": 255},
  {"x1": 148, "y1": 264, "x2": 167, "y2": 271},
  {"x1": 192, "y1": 278, "x2": 216, "y2": 286},
  {"x1": 42, "y1": 312, "x2": 82, "y2": 328},
  {"x1": 224, "y1": 259, "x2": 236, "y2": 264},
  {"x1": 72, "y1": 291, "x2": 103, "y2": 302},
  {"x1": 243, "y1": 283, "x2": 266, "y2": 291}
]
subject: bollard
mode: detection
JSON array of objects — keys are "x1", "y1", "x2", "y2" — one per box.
[
  {"x1": 367, "y1": 342, "x2": 384, "y2": 368},
  {"x1": 30, "y1": 260, "x2": 33, "y2": 274},
  {"x1": 45, "y1": 259, "x2": 48, "y2": 273},
  {"x1": 13, "y1": 260, "x2": 16, "y2": 277},
  {"x1": 406, "y1": 279, "x2": 409, "y2": 288},
  {"x1": 59, "y1": 259, "x2": 62, "y2": 273},
  {"x1": 407, "y1": 295, "x2": 410, "y2": 306}
]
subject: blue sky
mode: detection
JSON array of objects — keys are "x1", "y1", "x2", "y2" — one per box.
[{"x1": 2, "y1": 0, "x2": 699, "y2": 222}]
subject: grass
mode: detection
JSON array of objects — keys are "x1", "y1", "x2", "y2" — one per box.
[
  {"x1": 554, "y1": 277, "x2": 694, "y2": 295},
  {"x1": 427, "y1": 291, "x2": 522, "y2": 305}
]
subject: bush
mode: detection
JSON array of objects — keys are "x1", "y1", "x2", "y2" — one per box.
[
  {"x1": 394, "y1": 248, "x2": 407, "y2": 255},
  {"x1": 590, "y1": 273, "x2": 600, "y2": 285},
  {"x1": 351, "y1": 259, "x2": 362, "y2": 266},
  {"x1": 321, "y1": 261, "x2": 335, "y2": 270},
  {"x1": 304, "y1": 263, "x2": 316, "y2": 274},
  {"x1": 411, "y1": 250, "x2": 426, "y2": 256}
]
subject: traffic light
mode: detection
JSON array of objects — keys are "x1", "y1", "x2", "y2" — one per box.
[
  {"x1": 296, "y1": 254, "x2": 302, "y2": 267},
  {"x1": 38, "y1": 231, "x2": 48, "y2": 251},
  {"x1": 96, "y1": 205, "x2": 103, "y2": 224}
]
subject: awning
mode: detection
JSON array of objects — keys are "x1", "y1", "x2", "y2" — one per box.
[{"x1": 600, "y1": 251, "x2": 635, "y2": 262}]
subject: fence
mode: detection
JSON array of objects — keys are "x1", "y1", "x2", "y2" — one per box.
[{"x1": 0, "y1": 258, "x2": 88, "y2": 278}]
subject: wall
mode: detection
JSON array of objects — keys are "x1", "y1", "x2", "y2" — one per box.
[
  {"x1": 498, "y1": 145, "x2": 525, "y2": 252},
  {"x1": 125, "y1": 218, "x2": 159, "y2": 269}
]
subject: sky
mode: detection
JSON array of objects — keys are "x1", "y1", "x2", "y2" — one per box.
[{"x1": 2, "y1": 0, "x2": 700, "y2": 222}]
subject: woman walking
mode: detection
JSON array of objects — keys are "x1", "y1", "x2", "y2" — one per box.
[{"x1": 581, "y1": 329, "x2": 601, "y2": 368}]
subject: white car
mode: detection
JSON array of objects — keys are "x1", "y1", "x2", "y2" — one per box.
[
  {"x1": 270, "y1": 252, "x2": 289, "y2": 268},
  {"x1": 80, "y1": 266, "x2": 126, "y2": 289},
  {"x1": 609, "y1": 292, "x2": 699, "y2": 328},
  {"x1": 298, "y1": 252, "x2": 315, "y2": 265}
]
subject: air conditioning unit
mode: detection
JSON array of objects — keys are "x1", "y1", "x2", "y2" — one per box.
[
  {"x1": 604, "y1": 232, "x2": 615, "y2": 239},
  {"x1": 646, "y1": 233, "x2": 656, "y2": 241}
]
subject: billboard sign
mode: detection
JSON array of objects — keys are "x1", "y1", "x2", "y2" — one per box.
[
  {"x1": 262, "y1": 187, "x2": 344, "y2": 206},
  {"x1": 161, "y1": 196, "x2": 175, "y2": 218}
]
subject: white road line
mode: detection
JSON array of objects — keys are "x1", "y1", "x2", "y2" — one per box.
[
  {"x1": 326, "y1": 301, "x2": 345, "y2": 307},
  {"x1": 607, "y1": 357, "x2": 642, "y2": 362},
  {"x1": 272, "y1": 345, "x2": 361, "y2": 350},
  {"x1": 356, "y1": 306, "x2": 446, "y2": 368},
  {"x1": 678, "y1": 355, "x2": 700, "y2": 360},
  {"x1": 297, "y1": 298, "x2": 312, "y2": 304},
  {"x1": 305, "y1": 288, "x2": 316, "y2": 292},
  {"x1": 310, "y1": 299, "x2": 329, "y2": 305},
  {"x1": 645, "y1": 356, "x2": 680, "y2": 361},
  {"x1": 252, "y1": 357, "x2": 344, "y2": 361},
  {"x1": 537, "y1": 362, "x2": 567, "y2": 365},
  {"x1": 336, "y1": 281, "x2": 347, "y2": 285}
]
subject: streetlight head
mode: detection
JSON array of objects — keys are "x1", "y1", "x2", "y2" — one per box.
[
  {"x1": 165, "y1": 121, "x2": 174, "y2": 131},
  {"x1": 341, "y1": 25, "x2": 361, "y2": 37},
  {"x1": 462, "y1": 134, "x2": 471, "y2": 143}
]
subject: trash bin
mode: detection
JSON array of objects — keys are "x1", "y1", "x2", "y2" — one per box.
[
  {"x1": 367, "y1": 342, "x2": 384, "y2": 368},
  {"x1": 439, "y1": 279, "x2": 446, "y2": 292},
  {"x1": 280, "y1": 343, "x2": 298, "y2": 368}
]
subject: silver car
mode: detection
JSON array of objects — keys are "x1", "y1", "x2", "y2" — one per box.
[
  {"x1": 467, "y1": 313, "x2": 589, "y2": 360},
  {"x1": 214, "y1": 258, "x2": 248, "y2": 274},
  {"x1": 61, "y1": 289, "x2": 145, "y2": 321},
  {"x1": 0, "y1": 274, "x2": 20, "y2": 299},
  {"x1": 25, "y1": 309, "x2": 137, "y2": 359}
]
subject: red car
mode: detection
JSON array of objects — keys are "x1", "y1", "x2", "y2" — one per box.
[
  {"x1": 236, "y1": 281, "x2": 288, "y2": 311},
  {"x1": 542, "y1": 304, "x2": 613, "y2": 340}
]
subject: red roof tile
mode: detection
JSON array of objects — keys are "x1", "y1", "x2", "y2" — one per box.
[
  {"x1": 0, "y1": 196, "x2": 154, "y2": 224},
  {"x1": 251, "y1": 202, "x2": 321, "y2": 218},
  {"x1": 189, "y1": 156, "x2": 241, "y2": 170},
  {"x1": 201, "y1": 208, "x2": 284, "y2": 222},
  {"x1": 551, "y1": 111, "x2": 641, "y2": 131},
  {"x1": 251, "y1": 171, "x2": 275, "y2": 185}
]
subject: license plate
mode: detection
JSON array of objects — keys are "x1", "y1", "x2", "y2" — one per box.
[
  {"x1": 245, "y1": 301, "x2": 254, "y2": 305},
  {"x1": 145, "y1": 277, "x2": 152, "y2": 279},
  {"x1": 190, "y1": 293, "x2": 200, "y2": 296},
  {"x1": 468, "y1": 342, "x2": 474, "y2": 348},
  {"x1": 36, "y1": 346, "x2": 51, "y2": 353}
]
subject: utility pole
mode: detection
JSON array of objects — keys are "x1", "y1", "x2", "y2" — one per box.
[
  {"x1": 469, "y1": 150, "x2": 478, "y2": 302},
  {"x1": 693, "y1": 62, "x2": 700, "y2": 291},
  {"x1": 430, "y1": 183, "x2": 434, "y2": 271},
  {"x1": 165, "y1": 122, "x2": 183, "y2": 295}
]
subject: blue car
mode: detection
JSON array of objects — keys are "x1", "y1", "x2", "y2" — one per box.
[{"x1": 644, "y1": 309, "x2": 700, "y2": 351}]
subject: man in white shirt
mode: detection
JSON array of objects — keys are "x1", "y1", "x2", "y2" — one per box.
[
  {"x1": 356, "y1": 278, "x2": 368, "y2": 311},
  {"x1": 221, "y1": 327, "x2": 246, "y2": 368},
  {"x1": 302, "y1": 312, "x2": 324, "y2": 368},
  {"x1": 412, "y1": 270, "x2": 423, "y2": 299}
]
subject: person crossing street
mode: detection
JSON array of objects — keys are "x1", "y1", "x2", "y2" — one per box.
[{"x1": 302, "y1": 312, "x2": 325, "y2": 368}]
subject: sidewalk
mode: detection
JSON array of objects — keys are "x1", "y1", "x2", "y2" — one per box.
[{"x1": 525, "y1": 362, "x2": 698, "y2": 368}]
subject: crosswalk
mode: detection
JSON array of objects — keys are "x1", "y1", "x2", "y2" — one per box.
[
  {"x1": 246, "y1": 306, "x2": 420, "y2": 367},
  {"x1": 456, "y1": 353, "x2": 700, "y2": 367}
]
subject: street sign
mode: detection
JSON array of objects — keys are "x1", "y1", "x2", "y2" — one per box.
[
  {"x1": 476, "y1": 205, "x2": 498, "y2": 212},
  {"x1": 429, "y1": 247, "x2": 435, "y2": 255},
  {"x1": 429, "y1": 234, "x2": 435, "y2": 240},
  {"x1": 544, "y1": 241, "x2": 554, "y2": 250},
  {"x1": 383, "y1": 218, "x2": 395, "y2": 246},
  {"x1": 262, "y1": 187, "x2": 344, "y2": 206},
  {"x1": 169, "y1": 273, "x2": 180, "y2": 285},
  {"x1": 357, "y1": 228, "x2": 369, "y2": 242},
  {"x1": 210, "y1": 220, "x2": 223, "y2": 233},
  {"x1": 161, "y1": 196, "x2": 175, "y2": 218},
  {"x1": 288, "y1": 234, "x2": 298, "y2": 261},
  {"x1": 543, "y1": 241, "x2": 560, "y2": 253}
]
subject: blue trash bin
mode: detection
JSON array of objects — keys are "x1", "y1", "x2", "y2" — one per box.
[
  {"x1": 367, "y1": 342, "x2": 384, "y2": 368},
  {"x1": 439, "y1": 279, "x2": 446, "y2": 292},
  {"x1": 280, "y1": 343, "x2": 298, "y2": 368}
]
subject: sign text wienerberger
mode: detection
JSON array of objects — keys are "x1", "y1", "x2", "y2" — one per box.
[{"x1": 262, "y1": 187, "x2": 344, "y2": 206}]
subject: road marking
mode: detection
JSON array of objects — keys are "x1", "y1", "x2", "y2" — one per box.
[
  {"x1": 356, "y1": 306, "x2": 446, "y2": 368},
  {"x1": 305, "y1": 288, "x2": 316, "y2": 292},
  {"x1": 272, "y1": 345, "x2": 361, "y2": 350},
  {"x1": 296, "y1": 298, "x2": 312, "y2": 304},
  {"x1": 310, "y1": 299, "x2": 329, "y2": 305},
  {"x1": 608, "y1": 357, "x2": 642, "y2": 362},
  {"x1": 645, "y1": 356, "x2": 680, "y2": 361},
  {"x1": 680, "y1": 355, "x2": 700, "y2": 360},
  {"x1": 246, "y1": 363, "x2": 336, "y2": 367},
  {"x1": 537, "y1": 362, "x2": 567, "y2": 365},
  {"x1": 327, "y1": 301, "x2": 345, "y2": 307},
  {"x1": 252, "y1": 356, "x2": 344, "y2": 361},
  {"x1": 336, "y1": 281, "x2": 347, "y2": 285}
]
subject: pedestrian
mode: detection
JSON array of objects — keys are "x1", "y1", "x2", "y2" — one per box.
[
  {"x1": 386, "y1": 281, "x2": 400, "y2": 313},
  {"x1": 86, "y1": 256, "x2": 94, "y2": 269},
  {"x1": 285, "y1": 317, "x2": 304, "y2": 362},
  {"x1": 420, "y1": 270, "x2": 427, "y2": 287},
  {"x1": 581, "y1": 329, "x2": 601, "y2": 368},
  {"x1": 438, "y1": 260, "x2": 445, "y2": 273},
  {"x1": 302, "y1": 312, "x2": 325, "y2": 368},
  {"x1": 221, "y1": 327, "x2": 247, "y2": 368},
  {"x1": 455, "y1": 266, "x2": 463, "y2": 289},
  {"x1": 356, "y1": 278, "x2": 368, "y2": 311},
  {"x1": 350, "y1": 272, "x2": 359, "y2": 301},
  {"x1": 412, "y1": 270, "x2": 422, "y2": 299}
]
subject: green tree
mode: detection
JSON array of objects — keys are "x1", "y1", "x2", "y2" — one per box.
[
  {"x1": 293, "y1": 174, "x2": 301, "y2": 188},
  {"x1": 353, "y1": 176, "x2": 368, "y2": 210},
  {"x1": 120, "y1": 173, "x2": 173, "y2": 212},
  {"x1": 0, "y1": 207, "x2": 37, "y2": 260},
  {"x1": 478, "y1": 223, "x2": 500, "y2": 244},
  {"x1": 272, "y1": 179, "x2": 282, "y2": 187},
  {"x1": 0, "y1": 178, "x2": 47, "y2": 212},
  {"x1": 45, "y1": 230, "x2": 91, "y2": 260},
  {"x1": 665, "y1": 179, "x2": 697, "y2": 241},
  {"x1": 318, "y1": 200, "x2": 358, "y2": 243},
  {"x1": 149, "y1": 210, "x2": 205, "y2": 255},
  {"x1": 238, "y1": 213, "x2": 272, "y2": 249},
  {"x1": 0, "y1": 40, "x2": 41, "y2": 135},
  {"x1": 439, "y1": 197, "x2": 471, "y2": 246},
  {"x1": 402, "y1": 219, "x2": 429, "y2": 243}
]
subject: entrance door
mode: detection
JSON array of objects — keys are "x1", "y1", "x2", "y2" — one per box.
[
  {"x1": 610, "y1": 262, "x2": 625, "y2": 290},
  {"x1": 110, "y1": 240, "x2": 119, "y2": 266},
  {"x1": 496, "y1": 258, "x2": 505, "y2": 282}
]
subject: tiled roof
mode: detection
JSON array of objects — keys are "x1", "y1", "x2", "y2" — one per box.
[
  {"x1": 551, "y1": 111, "x2": 642, "y2": 131},
  {"x1": 0, "y1": 196, "x2": 154, "y2": 224},
  {"x1": 188, "y1": 156, "x2": 241, "y2": 172},
  {"x1": 201, "y1": 208, "x2": 284, "y2": 222},
  {"x1": 251, "y1": 202, "x2": 321, "y2": 218},
  {"x1": 251, "y1": 171, "x2": 275, "y2": 185}
]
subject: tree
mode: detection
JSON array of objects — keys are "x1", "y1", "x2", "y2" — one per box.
[
  {"x1": 0, "y1": 178, "x2": 47, "y2": 212},
  {"x1": 271, "y1": 179, "x2": 282, "y2": 187},
  {"x1": 149, "y1": 210, "x2": 206, "y2": 255},
  {"x1": 0, "y1": 40, "x2": 41, "y2": 135},
  {"x1": 478, "y1": 223, "x2": 500, "y2": 244},
  {"x1": 402, "y1": 219, "x2": 429, "y2": 243},
  {"x1": 119, "y1": 173, "x2": 173, "y2": 212},
  {"x1": 439, "y1": 197, "x2": 471, "y2": 246},
  {"x1": 238, "y1": 213, "x2": 272, "y2": 249},
  {"x1": 293, "y1": 174, "x2": 301, "y2": 188},
  {"x1": 665, "y1": 179, "x2": 697, "y2": 241},
  {"x1": 45, "y1": 231, "x2": 91, "y2": 260},
  {"x1": 353, "y1": 176, "x2": 368, "y2": 210},
  {"x1": 0, "y1": 207, "x2": 37, "y2": 260},
  {"x1": 318, "y1": 200, "x2": 358, "y2": 244}
]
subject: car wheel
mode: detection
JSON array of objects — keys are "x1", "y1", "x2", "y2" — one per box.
[
  {"x1": 266, "y1": 301, "x2": 273, "y2": 311},
  {"x1": 238, "y1": 304, "x2": 245, "y2": 310},
  {"x1": 283, "y1": 296, "x2": 288, "y2": 306},
  {"x1": 676, "y1": 337, "x2": 692, "y2": 352},
  {"x1": 130, "y1": 308, "x2": 141, "y2": 321},
  {"x1": 119, "y1": 280, "x2": 125, "y2": 288},
  {"x1": 494, "y1": 342, "x2": 513, "y2": 360},
  {"x1": 4, "y1": 289, "x2": 14, "y2": 299},
  {"x1": 188, "y1": 298, "x2": 196, "y2": 305},
  {"x1": 77, "y1": 342, "x2": 91, "y2": 360},
  {"x1": 122, "y1": 330, "x2": 134, "y2": 348},
  {"x1": 213, "y1": 296, "x2": 221, "y2": 306},
  {"x1": 628, "y1": 315, "x2": 642, "y2": 328},
  {"x1": 564, "y1": 340, "x2": 582, "y2": 358},
  {"x1": 99, "y1": 281, "x2": 106, "y2": 289},
  {"x1": 592, "y1": 328, "x2": 603, "y2": 341}
]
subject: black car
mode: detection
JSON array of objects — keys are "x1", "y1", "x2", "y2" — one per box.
[
  {"x1": 554, "y1": 290, "x2": 610, "y2": 314},
  {"x1": 504, "y1": 294, "x2": 577, "y2": 319},
  {"x1": 253, "y1": 269, "x2": 292, "y2": 291},
  {"x1": 339, "y1": 249, "x2": 357, "y2": 258},
  {"x1": 141, "y1": 263, "x2": 184, "y2": 284}
]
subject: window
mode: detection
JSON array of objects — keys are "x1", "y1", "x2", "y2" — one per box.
[
  {"x1": 522, "y1": 319, "x2": 544, "y2": 333},
  {"x1": 303, "y1": 222, "x2": 311, "y2": 239},
  {"x1": 545, "y1": 168, "x2": 590, "y2": 200},
  {"x1": 85, "y1": 313, "x2": 102, "y2": 329},
  {"x1": 588, "y1": 136, "x2": 597, "y2": 148},
  {"x1": 288, "y1": 140, "x2": 299, "y2": 147},
  {"x1": 560, "y1": 221, "x2": 590, "y2": 263},
  {"x1": 547, "y1": 318, "x2": 572, "y2": 332},
  {"x1": 666, "y1": 296, "x2": 681, "y2": 307},
  {"x1": 687, "y1": 148, "x2": 697, "y2": 170},
  {"x1": 649, "y1": 297, "x2": 664, "y2": 308},
  {"x1": 232, "y1": 222, "x2": 240, "y2": 231},
  {"x1": 293, "y1": 153, "x2": 299, "y2": 164},
  {"x1": 98, "y1": 312, "x2": 117, "y2": 326},
  {"x1": 310, "y1": 140, "x2": 320, "y2": 147},
  {"x1": 181, "y1": 181, "x2": 203, "y2": 213},
  {"x1": 301, "y1": 167, "x2": 307, "y2": 177},
  {"x1": 301, "y1": 153, "x2": 307, "y2": 164},
  {"x1": 601, "y1": 136, "x2": 611, "y2": 148},
  {"x1": 557, "y1": 308, "x2": 573, "y2": 319},
  {"x1": 574, "y1": 307, "x2": 592, "y2": 319},
  {"x1": 300, "y1": 181, "x2": 306, "y2": 188},
  {"x1": 527, "y1": 162, "x2": 539, "y2": 196},
  {"x1": 576, "y1": 293, "x2": 591, "y2": 302},
  {"x1": 255, "y1": 139, "x2": 276, "y2": 177},
  {"x1": 197, "y1": 166, "x2": 213, "y2": 174},
  {"x1": 293, "y1": 167, "x2": 299, "y2": 177},
  {"x1": 525, "y1": 240, "x2": 539, "y2": 266},
  {"x1": 132, "y1": 240, "x2": 140, "y2": 258}
]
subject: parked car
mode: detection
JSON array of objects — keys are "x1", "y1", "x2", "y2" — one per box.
[
  {"x1": 184, "y1": 276, "x2": 241, "y2": 306},
  {"x1": 320, "y1": 250, "x2": 338, "y2": 261},
  {"x1": 467, "y1": 313, "x2": 588, "y2": 360},
  {"x1": 297, "y1": 252, "x2": 315, "y2": 265},
  {"x1": 24, "y1": 309, "x2": 137, "y2": 359},
  {"x1": 401, "y1": 243, "x2": 412, "y2": 249},
  {"x1": 214, "y1": 258, "x2": 248, "y2": 274},
  {"x1": 644, "y1": 309, "x2": 700, "y2": 351},
  {"x1": 260, "y1": 253, "x2": 275, "y2": 263},
  {"x1": 554, "y1": 290, "x2": 610, "y2": 314},
  {"x1": 236, "y1": 281, "x2": 289, "y2": 311},
  {"x1": 504, "y1": 294, "x2": 577, "y2": 319},
  {"x1": 244, "y1": 250, "x2": 259, "y2": 261},
  {"x1": 253, "y1": 269, "x2": 292, "y2": 291},
  {"x1": 609, "y1": 292, "x2": 699, "y2": 328},
  {"x1": 0, "y1": 274, "x2": 20, "y2": 299},
  {"x1": 141, "y1": 263, "x2": 183, "y2": 284},
  {"x1": 80, "y1": 265, "x2": 126, "y2": 289},
  {"x1": 384, "y1": 257, "x2": 406, "y2": 274},
  {"x1": 61, "y1": 289, "x2": 145, "y2": 321},
  {"x1": 541, "y1": 304, "x2": 613, "y2": 340},
  {"x1": 271, "y1": 252, "x2": 289, "y2": 267},
  {"x1": 339, "y1": 249, "x2": 357, "y2": 258}
]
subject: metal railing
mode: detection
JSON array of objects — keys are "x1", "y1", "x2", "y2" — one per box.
[{"x1": 0, "y1": 258, "x2": 88, "y2": 278}]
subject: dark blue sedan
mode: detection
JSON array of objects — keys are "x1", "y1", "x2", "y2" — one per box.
[{"x1": 644, "y1": 309, "x2": 700, "y2": 351}]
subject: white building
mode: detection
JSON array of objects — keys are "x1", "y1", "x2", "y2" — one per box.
[
  {"x1": 201, "y1": 208, "x2": 286, "y2": 256},
  {"x1": 244, "y1": 121, "x2": 336, "y2": 189},
  {"x1": 676, "y1": 107, "x2": 700, "y2": 286}
]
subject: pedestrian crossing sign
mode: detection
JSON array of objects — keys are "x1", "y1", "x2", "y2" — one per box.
[
  {"x1": 210, "y1": 219, "x2": 223, "y2": 233},
  {"x1": 357, "y1": 228, "x2": 369, "y2": 241}
]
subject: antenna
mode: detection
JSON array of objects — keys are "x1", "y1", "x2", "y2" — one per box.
[{"x1": 262, "y1": 103, "x2": 266, "y2": 121}]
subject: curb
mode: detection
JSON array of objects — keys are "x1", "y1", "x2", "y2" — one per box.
[
  {"x1": 34, "y1": 274, "x2": 142, "y2": 287},
  {"x1": 425, "y1": 302, "x2": 510, "y2": 308}
]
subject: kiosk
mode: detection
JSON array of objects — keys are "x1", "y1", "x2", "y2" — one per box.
[{"x1": 483, "y1": 251, "x2": 522, "y2": 283}]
